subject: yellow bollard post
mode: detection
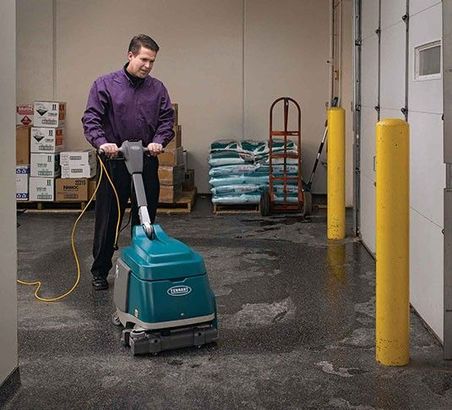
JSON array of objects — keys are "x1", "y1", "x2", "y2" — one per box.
[
  {"x1": 375, "y1": 118, "x2": 409, "y2": 366},
  {"x1": 327, "y1": 107, "x2": 346, "y2": 239}
]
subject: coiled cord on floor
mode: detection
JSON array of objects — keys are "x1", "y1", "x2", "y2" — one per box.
[{"x1": 17, "y1": 154, "x2": 121, "y2": 302}]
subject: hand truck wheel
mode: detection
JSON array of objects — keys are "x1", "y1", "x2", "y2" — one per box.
[
  {"x1": 302, "y1": 191, "x2": 312, "y2": 217},
  {"x1": 260, "y1": 190, "x2": 271, "y2": 216}
]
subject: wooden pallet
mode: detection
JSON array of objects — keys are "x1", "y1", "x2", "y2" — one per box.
[
  {"x1": 17, "y1": 188, "x2": 197, "y2": 214},
  {"x1": 157, "y1": 188, "x2": 197, "y2": 214},
  {"x1": 213, "y1": 202, "x2": 260, "y2": 215},
  {"x1": 17, "y1": 200, "x2": 91, "y2": 213}
]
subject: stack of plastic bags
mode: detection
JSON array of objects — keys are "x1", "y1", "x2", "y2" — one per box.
[{"x1": 208, "y1": 139, "x2": 301, "y2": 205}]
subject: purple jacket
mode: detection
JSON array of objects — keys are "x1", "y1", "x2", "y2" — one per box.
[{"x1": 82, "y1": 68, "x2": 174, "y2": 149}]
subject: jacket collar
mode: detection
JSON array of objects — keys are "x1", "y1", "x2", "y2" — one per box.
[{"x1": 114, "y1": 65, "x2": 151, "y2": 87}]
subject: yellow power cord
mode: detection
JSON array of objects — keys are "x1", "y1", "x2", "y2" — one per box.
[{"x1": 17, "y1": 155, "x2": 122, "y2": 302}]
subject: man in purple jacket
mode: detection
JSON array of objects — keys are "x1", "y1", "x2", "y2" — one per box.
[{"x1": 82, "y1": 34, "x2": 174, "y2": 290}]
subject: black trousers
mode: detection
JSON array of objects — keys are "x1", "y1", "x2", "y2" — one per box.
[{"x1": 91, "y1": 155, "x2": 160, "y2": 279}]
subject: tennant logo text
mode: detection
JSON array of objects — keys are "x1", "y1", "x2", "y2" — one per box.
[{"x1": 167, "y1": 285, "x2": 192, "y2": 297}]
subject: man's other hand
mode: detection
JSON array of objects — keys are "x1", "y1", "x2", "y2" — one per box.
[
  {"x1": 147, "y1": 142, "x2": 164, "y2": 156},
  {"x1": 99, "y1": 143, "x2": 119, "y2": 158}
]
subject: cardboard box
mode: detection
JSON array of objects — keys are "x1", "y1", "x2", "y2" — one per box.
[
  {"x1": 29, "y1": 177, "x2": 55, "y2": 201},
  {"x1": 55, "y1": 178, "x2": 88, "y2": 201},
  {"x1": 33, "y1": 101, "x2": 66, "y2": 128},
  {"x1": 159, "y1": 146, "x2": 184, "y2": 166},
  {"x1": 158, "y1": 165, "x2": 185, "y2": 186},
  {"x1": 31, "y1": 127, "x2": 64, "y2": 153},
  {"x1": 60, "y1": 149, "x2": 97, "y2": 178},
  {"x1": 16, "y1": 165, "x2": 30, "y2": 201},
  {"x1": 16, "y1": 126, "x2": 31, "y2": 165},
  {"x1": 61, "y1": 162, "x2": 97, "y2": 178},
  {"x1": 159, "y1": 184, "x2": 182, "y2": 203},
  {"x1": 172, "y1": 103, "x2": 178, "y2": 126},
  {"x1": 30, "y1": 153, "x2": 61, "y2": 177},
  {"x1": 60, "y1": 149, "x2": 96, "y2": 166},
  {"x1": 17, "y1": 104, "x2": 34, "y2": 126},
  {"x1": 182, "y1": 169, "x2": 195, "y2": 191},
  {"x1": 166, "y1": 125, "x2": 182, "y2": 150},
  {"x1": 88, "y1": 179, "x2": 98, "y2": 200}
]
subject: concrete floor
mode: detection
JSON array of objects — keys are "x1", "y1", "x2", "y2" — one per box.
[{"x1": 6, "y1": 197, "x2": 452, "y2": 409}]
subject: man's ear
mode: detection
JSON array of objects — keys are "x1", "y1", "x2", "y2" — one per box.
[{"x1": 127, "y1": 51, "x2": 134, "y2": 61}]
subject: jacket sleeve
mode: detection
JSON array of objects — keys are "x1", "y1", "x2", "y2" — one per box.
[
  {"x1": 152, "y1": 85, "x2": 175, "y2": 147},
  {"x1": 81, "y1": 80, "x2": 109, "y2": 149}
]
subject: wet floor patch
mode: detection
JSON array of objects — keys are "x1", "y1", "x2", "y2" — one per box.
[
  {"x1": 9, "y1": 202, "x2": 452, "y2": 409},
  {"x1": 221, "y1": 297, "x2": 296, "y2": 329}
]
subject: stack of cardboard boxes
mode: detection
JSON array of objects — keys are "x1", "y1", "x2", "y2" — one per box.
[
  {"x1": 16, "y1": 101, "x2": 97, "y2": 203},
  {"x1": 28, "y1": 101, "x2": 66, "y2": 201},
  {"x1": 55, "y1": 149, "x2": 97, "y2": 202},
  {"x1": 16, "y1": 101, "x2": 194, "y2": 206},
  {"x1": 16, "y1": 108, "x2": 33, "y2": 200},
  {"x1": 158, "y1": 103, "x2": 195, "y2": 203}
]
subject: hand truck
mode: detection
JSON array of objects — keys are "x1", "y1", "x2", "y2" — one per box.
[{"x1": 260, "y1": 97, "x2": 312, "y2": 216}]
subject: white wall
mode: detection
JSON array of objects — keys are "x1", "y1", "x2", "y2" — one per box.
[
  {"x1": 331, "y1": 0, "x2": 354, "y2": 207},
  {"x1": 17, "y1": 0, "x2": 331, "y2": 194},
  {"x1": 408, "y1": 1, "x2": 444, "y2": 340},
  {"x1": 16, "y1": 0, "x2": 54, "y2": 102},
  {"x1": 244, "y1": 0, "x2": 330, "y2": 194},
  {"x1": 341, "y1": 0, "x2": 354, "y2": 208},
  {"x1": 53, "y1": 0, "x2": 243, "y2": 195},
  {"x1": 0, "y1": 0, "x2": 18, "y2": 386},
  {"x1": 359, "y1": 0, "x2": 379, "y2": 253},
  {"x1": 358, "y1": 0, "x2": 445, "y2": 340}
]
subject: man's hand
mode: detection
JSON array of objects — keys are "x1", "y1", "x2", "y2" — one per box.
[
  {"x1": 99, "y1": 143, "x2": 119, "y2": 158},
  {"x1": 147, "y1": 142, "x2": 164, "y2": 156}
]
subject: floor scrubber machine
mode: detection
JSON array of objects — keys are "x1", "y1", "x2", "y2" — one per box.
[{"x1": 110, "y1": 141, "x2": 218, "y2": 355}]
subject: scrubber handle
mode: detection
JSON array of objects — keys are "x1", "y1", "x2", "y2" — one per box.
[{"x1": 119, "y1": 142, "x2": 154, "y2": 239}]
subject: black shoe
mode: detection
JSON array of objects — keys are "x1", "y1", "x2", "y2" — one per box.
[{"x1": 92, "y1": 278, "x2": 109, "y2": 290}]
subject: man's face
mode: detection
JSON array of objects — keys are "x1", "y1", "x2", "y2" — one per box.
[{"x1": 127, "y1": 46, "x2": 157, "y2": 78}]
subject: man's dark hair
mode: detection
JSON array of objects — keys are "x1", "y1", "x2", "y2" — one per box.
[{"x1": 128, "y1": 34, "x2": 159, "y2": 55}]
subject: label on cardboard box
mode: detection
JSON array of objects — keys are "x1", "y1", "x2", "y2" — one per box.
[
  {"x1": 31, "y1": 127, "x2": 64, "y2": 153},
  {"x1": 16, "y1": 165, "x2": 30, "y2": 201},
  {"x1": 60, "y1": 149, "x2": 96, "y2": 166},
  {"x1": 16, "y1": 165, "x2": 30, "y2": 175},
  {"x1": 16, "y1": 191, "x2": 29, "y2": 201},
  {"x1": 61, "y1": 162, "x2": 97, "y2": 178},
  {"x1": 31, "y1": 153, "x2": 61, "y2": 177},
  {"x1": 56, "y1": 178, "x2": 88, "y2": 201},
  {"x1": 17, "y1": 104, "x2": 34, "y2": 126},
  {"x1": 29, "y1": 177, "x2": 54, "y2": 201},
  {"x1": 33, "y1": 101, "x2": 66, "y2": 127}
]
